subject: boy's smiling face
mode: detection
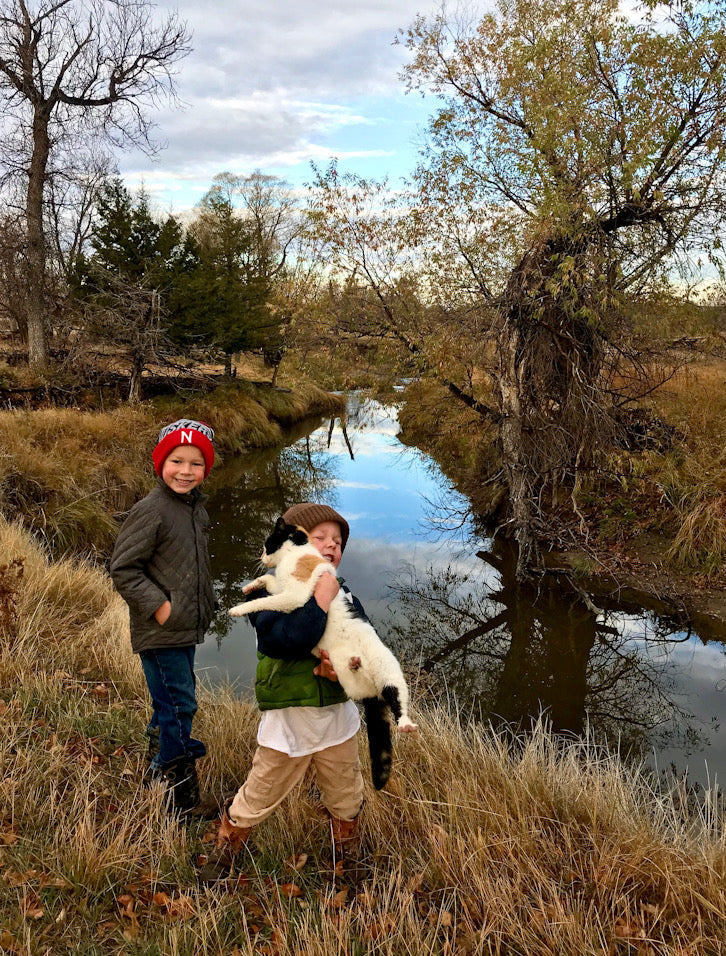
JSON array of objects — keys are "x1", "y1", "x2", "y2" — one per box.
[
  {"x1": 309, "y1": 521, "x2": 343, "y2": 568},
  {"x1": 161, "y1": 445, "x2": 206, "y2": 494}
]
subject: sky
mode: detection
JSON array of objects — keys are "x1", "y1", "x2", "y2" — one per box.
[{"x1": 118, "y1": 0, "x2": 449, "y2": 215}]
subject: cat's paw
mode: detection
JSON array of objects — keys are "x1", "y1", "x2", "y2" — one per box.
[
  {"x1": 242, "y1": 577, "x2": 266, "y2": 594},
  {"x1": 397, "y1": 718, "x2": 419, "y2": 734},
  {"x1": 348, "y1": 656, "x2": 362, "y2": 671},
  {"x1": 228, "y1": 603, "x2": 249, "y2": 617}
]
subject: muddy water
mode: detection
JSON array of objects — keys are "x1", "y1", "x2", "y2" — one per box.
[{"x1": 199, "y1": 393, "x2": 726, "y2": 790}]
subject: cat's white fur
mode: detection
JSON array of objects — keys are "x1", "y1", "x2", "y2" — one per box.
[{"x1": 229, "y1": 531, "x2": 417, "y2": 732}]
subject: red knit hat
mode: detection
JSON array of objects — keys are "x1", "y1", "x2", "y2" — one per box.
[{"x1": 152, "y1": 419, "x2": 215, "y2": 478}]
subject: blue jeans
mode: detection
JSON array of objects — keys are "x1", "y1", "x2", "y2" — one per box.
[{"x1": 140, "y1": 647, "x2": 206, "y2": 768}]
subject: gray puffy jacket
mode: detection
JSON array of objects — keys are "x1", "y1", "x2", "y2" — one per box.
[{"x1": 110, "y1": 478, "x2": 216, "y2": 653}]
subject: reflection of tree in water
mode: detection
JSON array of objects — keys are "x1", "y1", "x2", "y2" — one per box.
[
  {"x1": 387, "y1": 539, "x2": 706, "y2": 760},
  {"x1": 205, "y1": 415, "x2": 343, "y2": 640}
]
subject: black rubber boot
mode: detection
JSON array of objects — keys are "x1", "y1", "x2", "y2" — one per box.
[
  {"x1": 147, "y1": 726, "x2": 161, "y2": 764},
  {"x1": 142, "y1": 728, "x2": 162, "y2": 786},
  {"x1": 161, "y1": 757, "x2": 219, "y2": 820}
]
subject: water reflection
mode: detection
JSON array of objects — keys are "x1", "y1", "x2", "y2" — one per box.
[
  {"x1": 205, "y1": 415, "x2": 340, "y2": 640},
  {"x1": 386, "y1": 540, "x2": 709, "y2": 764},
  {"x1": 201, "y1": 394, "x2": 725, "y2": 786}
]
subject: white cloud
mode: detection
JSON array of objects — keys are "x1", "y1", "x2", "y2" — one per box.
[{"x1": 117, "y1": 0, "x2": 441, "y2": 206}]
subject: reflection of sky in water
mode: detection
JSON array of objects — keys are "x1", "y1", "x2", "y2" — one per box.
[
  {"x1": 197, "y1": 395, "x2": 726, "y2": 789},
  {"x1": 601, "y1": 612, "x2": 726, "y2": 786},
  {"x1": 197, "y1": 398, "x2": 479, "y2": 693},
  {"x1": 327, "y1": 403, "x2": 464, "y2": 543}
]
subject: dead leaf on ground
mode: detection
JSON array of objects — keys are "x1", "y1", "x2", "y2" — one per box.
[
  {"x1": 407, "y1": 871, "x2": 424, "y2": 893},
  {"x1": 0, "y1": 827, "x2": 19, "y2": 846},
  {"x1": 38, "y1": 873, "x2": 72, "y2": 890},
  {"x1": 118, "y1": 894, "x2": 140, "y2": 941},
  {"x1": 363, "y1": 914, "x2": 396, "y2": 941},
  {"x1": 4, "y1": 868, "x2": 41, "y2": 886},
  {"x1": 330, "y1": 887, "x2": 349, "y2": 908},
  {"x1": 279, "y1": 882, "x2": 303, "y2": 898},
  {"x1": 201, "y1": 822, "x2": 218, "y2": 844},
  {"x1": 21, "y1": 892, "x2": 44, "y2": 920},
  {"x1": 0, "y1": 929, "x2": 20, "y2": 953},
  {"x1": 286, "y1": 852, "x2": 308, "y2": 870},
  {"x1": 155, "y1": 892, "x2": 196, "y2": 921},
  {"x1": 614, "y1": 917, "x2": 646, "y2": 939}
]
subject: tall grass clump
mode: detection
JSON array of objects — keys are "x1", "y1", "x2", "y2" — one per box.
[
  {"x1": 644, "y1": 362, "x2": 726, "y2": 577},
  {"x1": 2, "y1": 518, "x2": 725, "y2": 954},
  {"x1": 0, "y1": 404, "x2": 156, "y2": 556}
]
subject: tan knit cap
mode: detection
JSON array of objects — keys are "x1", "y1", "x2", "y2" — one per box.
[{"x1": 282, "y1": 502, "x2": 350, "y2": 552}]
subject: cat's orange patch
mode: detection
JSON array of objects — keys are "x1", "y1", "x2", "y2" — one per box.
[{"x1": 292, "y1": 554, "x2": 326, "y2": 581}]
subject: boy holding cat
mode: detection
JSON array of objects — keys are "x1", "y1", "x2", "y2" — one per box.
[
  {"x1": 200, "y1": 502, "x2": 366, "y2": 882},
  {"x1": 110, "y1": 418, "x2": 218, "y2": 818}
]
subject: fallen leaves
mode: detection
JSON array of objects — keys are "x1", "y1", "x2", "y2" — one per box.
[
  {"x1": 0, "y1": 825, "x2": 19, "y2": 846},
  {"x1": 0, "y1": 929, "x2": 21, "y2": 954},
  {"x1": 152, "y1": 891, "x2": 196, "y2": 921},
  {"x1": 3, "y1": 867, "x2": 72, "y2": 891},
  {"x1": 286, "y1": 852, "x2": 308, "y2": 871},
  {"x1": 613, "y1": 916, "x2": 646, "y2": 939},
  {"x1": 20, "y1": 891, "x2": 44, "y2": 920},
  {"x1": 330, "y1": 887, "x2": 349, "y2": 908},
  {"x1": 279, "y1": 882, "x2": 303, "y2": 899}
]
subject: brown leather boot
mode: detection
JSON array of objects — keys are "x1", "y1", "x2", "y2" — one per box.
[
  {"x1": 197, "y1": 807, "x2": 253, "y2": 884},
  {"x1": 330, "y1": 815, "x2": 367, "y2": 884}
]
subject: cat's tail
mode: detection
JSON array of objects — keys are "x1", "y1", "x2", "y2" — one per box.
[{"x1": 362, "y1": 697, "x2": 392, "y2": 790}]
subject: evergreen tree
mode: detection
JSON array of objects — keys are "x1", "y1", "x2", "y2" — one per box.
[{"x1": 182, "y1": 177, "x2": 278, "y2": 371}]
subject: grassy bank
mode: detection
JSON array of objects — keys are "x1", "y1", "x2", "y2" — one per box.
[
  {"x1": 1, "y1": 518, "x2": 725, "y2": 955},
  {"x1": 0, "y1": 377, "x2": 343, "y2": 557},
  {"x1": 397, "y1": 358, "x2": 726, "y2": 585}
]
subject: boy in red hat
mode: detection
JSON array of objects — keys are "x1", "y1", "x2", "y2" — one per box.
[{"x1": 111, "y1": 418, "x2": 217, "y2": 817}]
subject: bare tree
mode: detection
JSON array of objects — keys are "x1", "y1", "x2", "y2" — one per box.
[
  {"x1": 0, "y1": 0, "x2": 190, "y2": 368},
  {"x1": 0, "y1": 210, "x2": 29, "y2": 340},
  {"x1": 76, "y1": 264, "x2": 163, "y2": 403}
]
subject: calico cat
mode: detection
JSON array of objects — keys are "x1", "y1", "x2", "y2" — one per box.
[{"x1": 229, "y1": 516, "x2": 418, "y2": 789}]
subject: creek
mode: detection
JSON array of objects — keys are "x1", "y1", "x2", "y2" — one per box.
[{"x1": 199, "y1": 393, "x2": 726, "y2": 791}]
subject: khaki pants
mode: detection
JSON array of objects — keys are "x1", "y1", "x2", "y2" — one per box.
[{"x1": 228, "y1": 735, "x2": 364, "y2": 828}]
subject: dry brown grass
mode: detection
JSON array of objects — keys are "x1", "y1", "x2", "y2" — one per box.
[
  {"x1": 644, "y1": 361, "x2": 726, "y2": 576},
  {"x1": 0, "y1": 379, "x2": 344, "y2": 558},
  {"x1": 1, "y1": 518, "x2": 725, "y2": 955}
]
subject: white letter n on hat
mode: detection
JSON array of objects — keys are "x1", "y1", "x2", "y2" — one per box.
[{"x1": 180, "y1": 429, "x2": 193, "y2": 444}]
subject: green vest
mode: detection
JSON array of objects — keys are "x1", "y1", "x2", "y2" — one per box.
[{"x1": 255, "y1": 653, "x2": 349, "y2": 711}]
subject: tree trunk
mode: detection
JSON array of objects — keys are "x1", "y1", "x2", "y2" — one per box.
[
  {"x1": 26, "y1": 107, "x2": 51, "y2": 370},
  {"x1": 497, "y1": 319, "x2": 540, "y2": 580},
  {"x1": 128, "y1": 352, "x2": 144, "y2": 404}
]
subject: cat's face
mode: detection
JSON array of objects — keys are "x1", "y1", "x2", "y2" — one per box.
[{"x1": 260, "y1": 517, "x2": 309, "y2": 566}]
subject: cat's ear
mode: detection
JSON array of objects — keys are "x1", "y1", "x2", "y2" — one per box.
[
  {"x1": 274, "y1": 516, "x2": 287, "y2": 534},
  {"x1": 291, "y1": 528, "x2": 309, "y2": 546}
]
